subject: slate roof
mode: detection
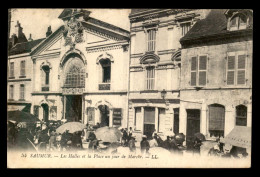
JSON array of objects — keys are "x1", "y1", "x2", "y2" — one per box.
[
  {"x1": 58, "y1": 9, "x2": 90, "y2": 19},
  {"x1": 180, "y1": 9, "x2": 228, "y2": 42},
  {"x1": 130, "y1": 9, "x2": 154, "y2": 15},
  {"x1": 86, "y1": 17, "x2": 130, "y2": 35},
  {"x1": 9, "y1": 38, "x2": 45, "y2": 56}
]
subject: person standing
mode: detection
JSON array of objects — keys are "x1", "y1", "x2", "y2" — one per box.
[
  {"x1": 140, "y1": 135, "x2": 150, "y2": 155},
  {"x1": 122, "y1": 128, "x2": 128, "y2": 147},
  {"x1": 128, "y1": 127, "x2": 133, "y2": 142},
  {"x1": 128, "y1": 136, "x2": 136, "y2": 152},
  {"x1": 193, "y1": 138, "x2": 202, "y2": 155}
]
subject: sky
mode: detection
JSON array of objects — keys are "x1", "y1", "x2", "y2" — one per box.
[{"x1": 10, "y1": 8, "x2": 131, "y2": 40}]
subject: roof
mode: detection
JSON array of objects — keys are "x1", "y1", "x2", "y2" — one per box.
[
  {"x1": 180, "y1": 9, "x2": 228, "y2": 42},
  {"x1": 130, "y1": 9, "x2": 153, "y2": 15},
  {"x1": 86, "y1": 17, "x2": 130, "y2": 36},
  {"x1": 9, "y1": 38, "x2": 45, "y2": 56},
  {"x1": 58, "y1": 9, "x2": 87, "y2": 19}
]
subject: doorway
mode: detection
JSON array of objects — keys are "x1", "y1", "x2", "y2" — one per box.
[
  {"x1": 143, "y1": 107, "x2": 155, "y2": 139},
  {"x1": 65, "y1": 95, "x2": 82, "y2": 122},
  {"x1": 41, "y1": 104, "x2": 49, "y2": 122},
  {"x1": 98, "y1": 105, "x2": 110, "y2": 127},
  {"x1": 186, "y1": 109, "x2": 200, "y2": 149}
]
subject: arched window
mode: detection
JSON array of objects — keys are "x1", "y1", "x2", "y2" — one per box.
[
  {"x1": 236, "y1": 105, "x2": 247, "y2": 126},
  {"x1": 41, "y1": 66, "x2": 50, "y2": 91},
  {"x1": 64, "y1": 65, "x2": 85, "y2": 88},
  {"x1": 100, "y1": 59, "x2": 111, "y2": 83},
  {"x1": 208, "y1": 104, "x2": 225, "y2": 138},
  {"x1": 230, "y1": 13, "x2": 247, "y2": 30}
]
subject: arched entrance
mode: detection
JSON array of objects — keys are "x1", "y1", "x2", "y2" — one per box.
[
  {"x1": 62, "y1": 53, "x2": 85, "y2": 122},
  {"x1": 98, "y1": 105, "x2": 110, "y2": 127},
  {"x1": 41, "y1": 103, "x2": 49, "y2": 122}
]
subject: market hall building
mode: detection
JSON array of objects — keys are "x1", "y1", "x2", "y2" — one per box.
[{"x1": 28, "y1": 9, "x2": 130, "y2": 128}]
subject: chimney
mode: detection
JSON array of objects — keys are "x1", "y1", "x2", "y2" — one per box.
[
  {"x1": 11, "y1": 33, "x2": 18, "y2": 47},
  {"x1": 28, "y1": 33, "x2": 33, "y2": 42},
  {"x1": 46, "y1": 26, "x2": 52, "y2": 37},
  {"x1": 15, "y1": 21, "x2": 23, "y2": 38}
]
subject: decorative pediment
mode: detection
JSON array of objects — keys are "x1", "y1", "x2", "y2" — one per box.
[
  {"x1": 171, "y1": 49, "x2": 181, "y2": 67},
  {"x1": 96, "y1": 52, "x2": 114, "y2": 64},
  {"x1": 140, "y1": 52, "x2": 160, "y2": 64},
  {"x1": 60, "y1": 49, "x2": 87, "y2": 67},
  {"x1": 40, "y1": 60, "x2": 52, "y2": 70}
]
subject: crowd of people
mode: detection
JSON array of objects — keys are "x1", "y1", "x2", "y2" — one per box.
[
  {"x1": 7, "y1": 121, "x2": 249, "y2": 159},
  {"x1": 7, "y1": 120, "x2": 84, "y2": 152}
]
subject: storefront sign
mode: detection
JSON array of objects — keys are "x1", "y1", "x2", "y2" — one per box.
[
  {"x1": 113, "y1": 108, "x2": 122, "y2": 126},
  {"x1": 113, "y1": 118, "x2": 121, "y2": 125},
  {"x1": 62, "y1": 88, "x2": 85, "y2": 95},
  {"x1": 113, "y1": 108, "x2": 122, "y2": 117},
  {"x1": 87, "y1": 107, "x2": 95, "y2": 124},
  {"x1": 50, "y1": 106, "x2": 57, "y2": 120}
]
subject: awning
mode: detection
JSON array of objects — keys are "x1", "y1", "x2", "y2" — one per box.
[
  {"x1": 7, "y1": 103, "x2": 31, "y2": 112},
  {"x1": 220, "y1": 126, "x2": 251, "y2": 149}
]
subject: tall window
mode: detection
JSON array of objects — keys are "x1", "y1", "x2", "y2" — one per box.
[
  {"x1": 64, "y1": 65, "x2": 85, "y2": 87},
  {"x1": 173, "y1": 108, "x2": 180, "y2": 134},
  {"x1": 227, "y1": 52, "x2": 246, "y2": 85},
  {"x1": 146, "y1": 66, "x2": 155, "y2": 90},
  {"x1": 158, "y1": 108, "x2": 166, "y2": 133},
  {"x1": 147, "y1": 29, "x2": 156, "y2": 52},
  {"x1": 236, "y1": 105, "x2": 247, "y2": 126},
  {"x1": 20, "y1": 84, "x2": 25, "y2": 100},
  {"x1": 9, "y1": 85, "x2": 14, "y2": 99},
  {"x1": 190, "y1": 55, "x2": 207, "y2": 86},
  {"x1": 100, "y1": 59, "x2": 111, "y2": 83},
  {"x1": 230, "y1": 14, "x2": 247, "y2": 30},
  {"x1": 9, "y1": 62, "x2": 14, "y2": 78},
  {"x1": 42, "y1": 66, "x2": 50, "y2": 91},
  {"x1": 20, "y1": 60, "x2": 25, "y2": 76},
  {"x1": 181, "y1": 22, "x2": 191, "y2": 36},
  {"x1": 208, "y1": 104, "x2": 225, "y2": 138},
  {"x1": 134, "y1": 107, "x2": 142, "y2": 131}
]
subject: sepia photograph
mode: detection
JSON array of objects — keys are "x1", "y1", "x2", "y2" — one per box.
[{"x1": 7, "y1": 8, "x2": 252, "y2": 168}]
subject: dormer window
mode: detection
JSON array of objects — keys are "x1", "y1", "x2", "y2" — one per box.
[
  {"x1": 226, "y1": 9, "x2": 253, "y2": 31},
  {"x1": 230, "y1": 14, "x2": 247, "y2": 31}
]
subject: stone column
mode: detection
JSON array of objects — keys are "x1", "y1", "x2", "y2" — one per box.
[
  {"x1": 109, "y1": 108, "x2": 113, "y2": 127},
  {"x1": 155, "y1": 107, "x2": 159, "y2": 133},
  {"x1": 201, "y1": 102, "x2": 207, "y2": 136},
  {"x1": 141, "y1": 107, "x2": 144, "y2": 133},
  {"x1": 179, "y1": 101, "x2": 187, "y2": 135},
  {"x1": 225, "y1": 105, "x2": 235, "y2": 136},
  {"x1": 247, "y1": 103, "x2": 252, "y2": 127}
]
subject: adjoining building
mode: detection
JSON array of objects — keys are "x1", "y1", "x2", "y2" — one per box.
[
  {"x1": 179, "y1": 9, "x2": 252, "y2": 148},
  {"x1": 128, "y1": 9, "x2": 210, "y2": 139},
  {"x1": 8, "y1": 21, "x2": 45, "y2": 112}
]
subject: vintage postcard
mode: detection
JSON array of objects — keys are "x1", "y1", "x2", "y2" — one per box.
[{"x1": 7, "y1": 8, "x2": 252, "y2": 168}]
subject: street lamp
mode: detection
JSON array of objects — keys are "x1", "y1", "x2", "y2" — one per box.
[{"x1": 161, "y1": 89, "x2": 167, "y2": 99}]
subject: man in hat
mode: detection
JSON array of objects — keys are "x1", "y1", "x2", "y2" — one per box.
[
  {"x1": 140, "y1": 135, "x2": 150, "y2": 155},
  {"x1": 128, "y1": 136, "x2": 136, "y2": 152}
]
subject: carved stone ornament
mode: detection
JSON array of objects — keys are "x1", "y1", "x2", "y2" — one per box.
[{"x1": 63, "y1": 13, "x2": 84, "y2": 49}]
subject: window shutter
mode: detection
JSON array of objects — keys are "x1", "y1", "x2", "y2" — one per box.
[
  {"x1": 190, "y1": 56, "x2": 197, "y2": 86},
  {"x1": 198, "y1": 55, "x2": 207, "y2": 86},
  {"x1": 209, "y1": 105, "x2": 225, "y2": 131},
  {"x1": 135, "y1": 107, "x2": 142, "y2": 131},
  {"x1": 227, "y1": 55, "x2": 235, "y2": 85},
  {"x1": 144, "y1": 107, "x2": 155, "y2": 124},
  {"x1": 237, "y1": 54, "x2": 246, "y2": 85}
]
